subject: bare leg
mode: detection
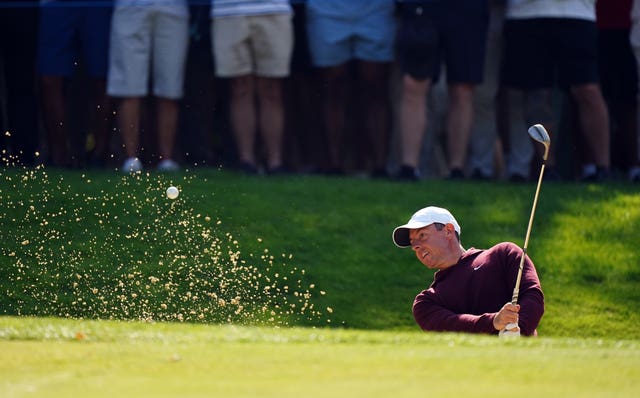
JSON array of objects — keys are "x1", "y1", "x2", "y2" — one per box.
[
  {"x1": 399, "y1": 74, "x2": 431, "y2": 168},
  {"x1": 321, "y1": 63, "x2": 349, "y2": 172},
  {"x1": 40, "y1": 75, "x2": 70, "y2": 166},
  {"x1": 570, "y1": 83, "x2": 611, "y2": 169},
  {"x1": 256, "y1": 76, "x2": 284, "y2": 171},
  {"x1": 117, "y1": 97, "x2": 141, "y2": 159},
  {"x1": 446, "y1": 83, "x2": 475, "y2": 173},
  {"x1": 358, "y1": 61, "x2": 391, "y2": 172},
  {"x1": 230, "y1": 75, "x2": 257, "y2": 167},
  {"x1": 89, "y1": 78, "x2": 111, "y2": 164},
  {"x1": 156, "y1": 97, "x2": 179, "y2": 161}
]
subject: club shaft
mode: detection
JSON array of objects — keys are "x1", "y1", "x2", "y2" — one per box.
[{"x1": 512, "y1": 161, "x2": 546, "y2": 304}]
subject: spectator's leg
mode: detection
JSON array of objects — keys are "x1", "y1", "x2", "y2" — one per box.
[
  {"x1": 40, "y1": 75, "x2": 70, "y2": 167},
  {"x1": 89, "y1": 78, "x2": 111, "y2": 165},
  {"x1": 358, "y1": 60, "x2": 392, "y2": 174},
  {"x1": 399, "y1": 74, "x2": 431, "y2": 169},
  {"x1": 229, "y1": 75, "x2": 257, "y2": 168},
  {"x1": 321, "y1": 63, "x2": 349, "y2": 172},
  {"x1": 117, "y1": 97, "x2": 141, "y2": 159},
  {"x1": 570, "y1": 83, "x2": 611, "y2": 170},
  {"x1": 156, "y1": 97, "x2": 179, "y2": 162},
  {"x1": 502, "y1": 88, "x2": 534, "y2": 180},
  {"x1": 469, "y1": 81, "x2": 499, "y2": 179},
  {"x1": 256, "y1": 76, "x2": 285, "y2": 171},
  {"x1": 468, "y1": 2, "x2": 504, "y2": 179},
  {"x1": 446, "y1": 83, "x2": 475, "y2": 174}
]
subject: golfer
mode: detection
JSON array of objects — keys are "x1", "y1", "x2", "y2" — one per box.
[{"x1": 392, "y1": 206, "x2": 544, "y2": 336}]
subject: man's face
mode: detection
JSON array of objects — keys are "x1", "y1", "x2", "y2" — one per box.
[{"x1": 409, "y1": 224, "x2": 452, "y2": 270}]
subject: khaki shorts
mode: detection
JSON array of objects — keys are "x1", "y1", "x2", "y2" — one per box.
[
  {"x1": 107, "y1": 8, "x2": 189, "y2": 99},
  {"x1": 212, "y1": 13, "x2": 293, "y2": 78}
]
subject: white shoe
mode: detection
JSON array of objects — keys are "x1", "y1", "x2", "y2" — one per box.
[
  {"x1": 157, "y1": 159, "x2": 179, "y2": 172},
  {"x1": 121, "y1": 157, "x2": 143, "y2": 174}
]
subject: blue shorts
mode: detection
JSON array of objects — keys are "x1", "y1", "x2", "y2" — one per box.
[
  {"x1": 502, "y1": 18, "x2": 600, "y2": 89},
  {"x1": 37, "y1": 3, "x2": 112, "y2": 77},
  {"x1": 396, "y1": 2, "x2": 489, "y2": 83},
  {"x1": 306, "y1": 8, "x2": 396, "y2": 67}
]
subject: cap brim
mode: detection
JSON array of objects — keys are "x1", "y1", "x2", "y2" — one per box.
[
  {"x1": 392, "y1": 220, "x2": 431, "y2": 248},
  {"x1": 392, "y1": 227, "x2": 411, "y2": 248}
]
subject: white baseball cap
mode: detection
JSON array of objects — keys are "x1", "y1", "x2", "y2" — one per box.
[{"x1": 392, "y1": 206, "x2": 461, "y2": 248}]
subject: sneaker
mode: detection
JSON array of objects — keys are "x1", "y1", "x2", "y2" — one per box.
[
  {"x1": 396, "y1": 165, "x2": 421, "y2": 181},
  {"x1": 582, "y1": 166, "x2": 609, "y2": 182},
  {"x1": 157, "y1": 159, "x2": 180, "y2": 172},
  {"x1": 471, "y1": 168, "x2": 492, "y2": 181},
  {"x1": 121, "y1": 157, "x2": 143, "y2": 174},
  {"x1": 447, "y1": 168, "x2": 465, "y2": 180}
]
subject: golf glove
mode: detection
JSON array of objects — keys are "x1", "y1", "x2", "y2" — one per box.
[{"x1": 499, "y1": 322, "x2": 521, "y2": 338}]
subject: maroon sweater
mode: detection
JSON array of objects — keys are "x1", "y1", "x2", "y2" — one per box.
[{"x1": 412, "y1": 242, "x2": 544, "y2": 336}]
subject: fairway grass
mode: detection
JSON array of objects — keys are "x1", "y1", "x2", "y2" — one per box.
[{"x1": 1, "y1": 317, "x2": 639, "y2": 398}]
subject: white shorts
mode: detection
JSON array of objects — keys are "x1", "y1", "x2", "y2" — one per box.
[
  {"x1": 212, "y1": 14, "x2": 293, "y2": 78},
  {"x1": 107, "y1": 8, "x2": 189, "y2": 99}
]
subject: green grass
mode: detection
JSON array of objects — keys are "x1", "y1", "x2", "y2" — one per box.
[
  {"x1": 2, "y1": 317, "x2": 639, "y2": 398},
  {"x1": 2, "y1": 167, "x2": 639, "y2": 336},
  {"x1": 1, "y1": 167, "x2": 640, "y2": 396}
]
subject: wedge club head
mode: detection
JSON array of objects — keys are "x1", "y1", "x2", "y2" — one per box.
[{"x1": 528, "y1": 124, "x2": 551, "y2": 161}]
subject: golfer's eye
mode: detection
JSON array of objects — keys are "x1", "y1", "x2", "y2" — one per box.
[{"x1": 411, "y1": 233, "x2": 426, "y2": 245}]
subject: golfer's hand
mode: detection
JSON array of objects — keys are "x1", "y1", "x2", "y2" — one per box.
[{"x1": 493, "y1": 302, "x2": 520, "y2": 331}]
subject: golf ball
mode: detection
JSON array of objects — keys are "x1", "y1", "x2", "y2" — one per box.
[{"x1": 166, "y1": 186, "x2": 179, "y2": 200}]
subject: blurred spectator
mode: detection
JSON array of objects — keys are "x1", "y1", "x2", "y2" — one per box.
[
  {"x1": 0, "y1": 0, "x2": 40, "y2": 166},
  {"x1": 468, "y1": 1, "x2": 505, "y2": 180},
  {"x1": 597, "y1": 0, "x2": 640, "y2": 181},
  {"x1": 108, "y1": 0, "x2": 190, "y2": 173},
  {"x1": 306, "y1": 0, "x2": 395, "y2": 176},
  {"x1": 37, "y1": 0, "x2": 113, "y2": 168},
  {"x1": 467, "y1": 0, "x2": 534, "y2": 182},
  {"x1": 210, "y1": 0, "x2": 293, "y2": 175},
  {"x1": 503, "y1": 0, "x2": 610, "y2": 182},
  {"x1": 396, "y1": 0, "x2": 490, "y2": 180}
]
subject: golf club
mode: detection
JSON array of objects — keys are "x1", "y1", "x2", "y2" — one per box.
[{"x1": 501, "y1": 124, "x2": 550, "y2": 337}]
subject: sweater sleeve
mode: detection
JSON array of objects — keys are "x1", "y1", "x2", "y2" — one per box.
[
  {"x1": 413, "y1": 289, "x2": 498, "y2": 334},
  {"x1": 513, "y1": 252, "x2": 545, "y2": 336}
]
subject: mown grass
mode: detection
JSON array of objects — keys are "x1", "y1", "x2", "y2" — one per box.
[{"x1": 1, "y1": 316, "x2": 639, "y2": 398}]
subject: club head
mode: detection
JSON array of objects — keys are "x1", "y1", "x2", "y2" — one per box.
[{"x1": 528, "y1": 124, "x2": 551, "y2": 160}]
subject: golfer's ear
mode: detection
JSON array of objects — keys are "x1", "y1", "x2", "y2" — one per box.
[{"x1": 445, "y1": 223, "x2": 455, "y2": 236}]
